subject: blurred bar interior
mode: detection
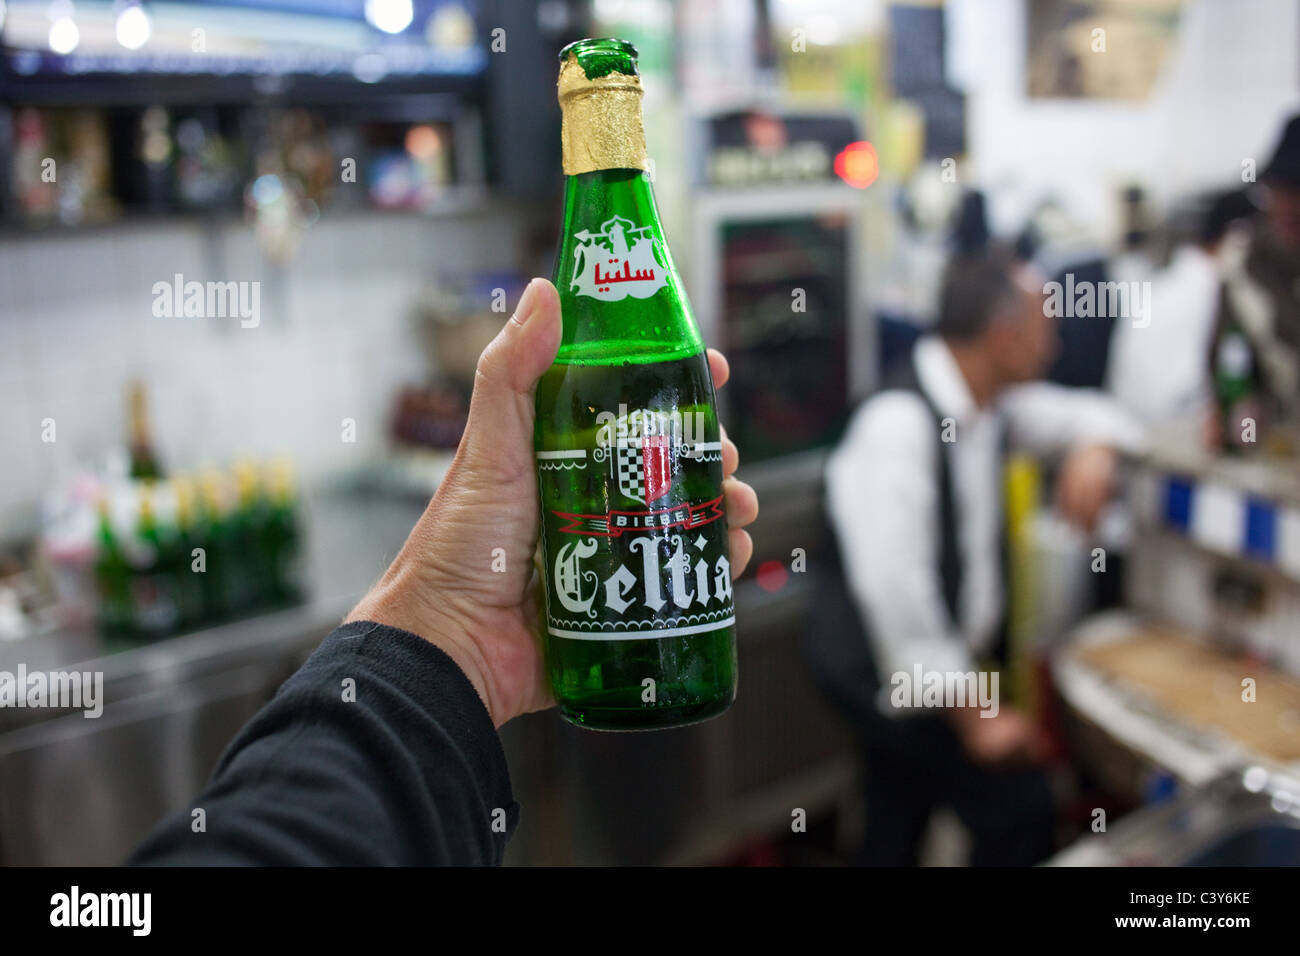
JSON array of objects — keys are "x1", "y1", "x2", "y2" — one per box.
[{"x1": 3, "y1": 0, "x2": 1300, "y2": 865}]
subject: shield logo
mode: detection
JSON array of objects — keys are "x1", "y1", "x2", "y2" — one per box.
[{"x1": 616, "y1": 435, "x2": 672, "y2": 505}]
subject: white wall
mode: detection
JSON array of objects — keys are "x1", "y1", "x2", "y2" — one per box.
[
  {"x1": 0, "y1": 210, "x2": 524, "y2": 515},
  {"x1": 946, "y1": 0, "x2": 1300, "y2": 242}
]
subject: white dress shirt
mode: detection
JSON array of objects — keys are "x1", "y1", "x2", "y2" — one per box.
[
  {"x1": 1106, "y1": 244, "x2": 1222, "y2": 426},
  {"x1": 825, "y1": 337, "x2": 1146, "y2": 690}
]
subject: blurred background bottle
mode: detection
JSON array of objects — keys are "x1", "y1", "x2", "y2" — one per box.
[
  {"x1": 128, "y1": 486, "x2": 180, "y2": 640},
  {"x1": 172, "y1": 477, "x2": 206, "y2": 628},
  {"x1": 197, "y1": 471, "x2": 232, "y2": 623},
  {"x1": 93, "y1": 496, "x2": 133, "y2": 639},
  {"x1": 229, "y1": 461, "x2": 268, "y2": 609},
  {"x1": 127, "y1": 381, "x2": 164, "y2": 481},
  {"x1": 1214, "y1": 316, "x2": 1261, "y2": 454},
  {"x1": 263, "y1": 460, "x2": 302, "y2": 605}
]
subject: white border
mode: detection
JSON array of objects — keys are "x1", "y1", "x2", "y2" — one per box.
[{"x1": 547, "y1": 615, "x2": 735, "y2": 640}]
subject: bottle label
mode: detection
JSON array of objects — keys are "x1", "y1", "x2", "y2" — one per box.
[
  {"x1": 569, "y1": 216, "x2": 668, "y2": 302},
  {"x1": 1217, "y1": 332, "x2": 1252, "y2": 378},
  {"x1": 132, "y1": 574, "x2": 180, "y2": 634},
  {"x1": 538, "y1": 404, "x2": 734, "y2": 640}
]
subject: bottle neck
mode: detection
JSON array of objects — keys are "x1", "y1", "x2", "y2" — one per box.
[
  {"x1": 558, "y1": 56, "x2": 647, "y2": 176},
  {"x1": 138, "y1": 499, "x2": 157, "y2": 538},
  {"x1": 97, "y1": 500, "x2": 115, "y2": 540},
  {"x1": 552, "y1": 52, "x2": 704, "y2": 366},
  {"x1": 175, "y1": 483, "x2": 194, "y2": 530},
  {"x1": 129, "y1": 387, "x2": 150, "y2": 446},
  {"x1": 552, "y1": 169, "x2": 703, "y2": 365}
]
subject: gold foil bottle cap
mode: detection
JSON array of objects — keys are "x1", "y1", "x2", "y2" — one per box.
[{"x1": 557, "y1": 39, "x2": 647, "y2": 175}]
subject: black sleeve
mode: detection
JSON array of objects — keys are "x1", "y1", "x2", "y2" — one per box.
[{"x1": 128, "y1": 621, "x2": 519, "y2": 866}]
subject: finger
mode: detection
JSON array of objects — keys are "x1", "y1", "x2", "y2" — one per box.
[
  {"x1": 461, "y1": 278, "x2": 563, "y2": 478},
  {"x1": 477, "y1": 277, "x2": 562, "y2": 395},
  {"x1": 707, "y1": 348, "x2": 729, "y2": 390},
  {"x1": 722, "y1": 476, "x2": 759, "y2": 528},
  {"x1": 728, "y1": 528, "x2": 753, "y2": 578},
  {"x1": 721, "y1": 424, "x2": 739, "y2": 477}
]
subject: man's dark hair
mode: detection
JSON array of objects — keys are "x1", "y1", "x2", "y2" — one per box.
[
  {"x1": 1198, "y1": 188, "x2": 1258, "y2": 247},
  {"x1": 935, "y1": 249, "x2": 1022, "y2": 342},
  {"x1": 1262, "y1": 114, "x2": 1300, "y2": 189},
  {"x1": 951, "y1": 190, "x2": 991, "y2": 257}
]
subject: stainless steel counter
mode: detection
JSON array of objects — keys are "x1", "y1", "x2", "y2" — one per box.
[
  {"x1": 0, "y1": 486, "x2": 424, "y2": 698},
  {"x1": 1051, "y1": 766, "x2": 1300, "y2": 866},
  {"x1": 0, "y1": 487, "x2": 424, "y2": 864}
]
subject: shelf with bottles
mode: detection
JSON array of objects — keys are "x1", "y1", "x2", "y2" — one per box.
[
  {"x1": 3, "y1": 98, "x2": 483, "y2": 233},
  {"x1": 1126, "y1": 305, "x2": 1300, "y2": 569},
  {"x1": 92, "y1": 460, "x2": 306, "y2": 648}
]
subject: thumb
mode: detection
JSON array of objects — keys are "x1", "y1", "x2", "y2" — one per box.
[{"x1": 459, "y1": 278, "x2": 562, "y2": 479}]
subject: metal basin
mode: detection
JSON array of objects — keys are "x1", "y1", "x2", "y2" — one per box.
[
  {"x1": 1051, "y1": 767, "x2": 1300, "y2": 866},
  {"x1": 1184, "y1": 821, "x2": 1300, "y2": 866}
]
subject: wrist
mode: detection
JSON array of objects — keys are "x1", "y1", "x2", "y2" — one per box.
[{"x1": 345, "y1": 566, "x2": 499, "y2": 726}]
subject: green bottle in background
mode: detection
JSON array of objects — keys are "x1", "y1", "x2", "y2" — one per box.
[
  {"x1": 263, "y1": 460, "x2": 302, "y2": 604},
  {"x1": 1215, "y1": 317, "x2": 1258, "y2": 454},
  {"x1": 172, "y1": 476, "x2": 206, "y2": 627},
  {"x1": 126, "y1": 380, "x2": 164, "y2": 481},
  {"x1": 197, "y1": 471, "x2": 231, "y2": 620},
  {"x1": 94, "y1": 496, "x2": 134, "y2": 639},
  {"x1": 130, "y1": 487, "x2": 180, "y2": 639},
  {"x1": 534, "y1": 38, "x2": 737, "y2": 730},
  {"x1": 227, "y1": 462, "x2": 266, "y2": 609}
]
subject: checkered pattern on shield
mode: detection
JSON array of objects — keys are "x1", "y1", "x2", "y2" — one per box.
[{"x1": 616, "y1": 442, "x2": 646, "y2": 503}]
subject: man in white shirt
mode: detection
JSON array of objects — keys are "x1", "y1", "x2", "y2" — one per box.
[
  {"x1": 1107, "y1": 189, "x2": 1256, "y2": 428},
  {"x1": 813, "y1": 252, "x2": 1145, "y2": 865}
]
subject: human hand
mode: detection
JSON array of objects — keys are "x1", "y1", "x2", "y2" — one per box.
[
  {"x1": 346, "y1": 278, "x2": 758, "y2": 728},
  {"x1": 1054, "y1": 442, "x2": 1119, "y2": 533},
  {"x1": 949, "y1": 706, "x2": 1049, "y2": 768}
]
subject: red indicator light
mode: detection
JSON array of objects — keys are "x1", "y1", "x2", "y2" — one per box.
[
  {"x1": 756, "y1": 560, "x2": 789, "y2": 592},
  {"x1": 834, "y1": 140, "x2": 878, "y2": 189}
]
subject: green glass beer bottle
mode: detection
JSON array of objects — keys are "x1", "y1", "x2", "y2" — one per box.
[
  {"x1": 94, "y1": 495, "x2": 134, "y2": 640},
  {"x1": 535, "y1": 38, "x2": 737, "y2": 730},
  {"x1": 1214, "y1": 317, "x2": 1258, "y2": 454}
]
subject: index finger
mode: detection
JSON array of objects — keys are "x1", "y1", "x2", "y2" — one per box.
[{"x1": 707, "y1": 348, "x2": 729, "y2": 390}]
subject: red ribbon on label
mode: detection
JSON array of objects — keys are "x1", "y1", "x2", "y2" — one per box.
[{"x1": 555, "y1": 495, "x2": 725, "y2": 537}]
